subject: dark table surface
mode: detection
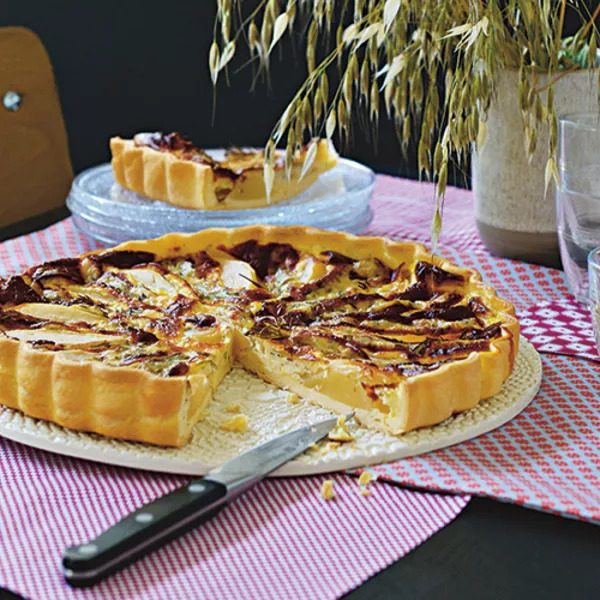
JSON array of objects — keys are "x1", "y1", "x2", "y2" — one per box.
[{"x1": 0, "y1": 216, "x2": 599, "y2": 600}]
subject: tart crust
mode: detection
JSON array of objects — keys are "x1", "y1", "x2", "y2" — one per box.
[
  {"x1": 0, "y1": 226, "x2": 520, "y2": 446},
  {"x1": 110, "y1": 137, "x2": 338, "y2": 210}
]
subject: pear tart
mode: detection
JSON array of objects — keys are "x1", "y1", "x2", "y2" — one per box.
[
  {"x1": 110, "y1": 133, "x2": 338, "y2": 210},
  {"x1": 0, "y1": 226, "x2": 519, "y2": 446}
]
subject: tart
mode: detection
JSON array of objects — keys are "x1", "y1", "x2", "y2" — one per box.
[
  {"x1": 0, "y1": 226, "x2": 519, "y2": 446},
  {"x1": 110, "y1": 133, "x2": 338, "y2": 210}
]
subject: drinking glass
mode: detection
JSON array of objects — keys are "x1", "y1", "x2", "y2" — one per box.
[
  {"x1": 557, "y1": 112, "x2": 600, "y2": 304},
  {"x1": 588, "y1": 248, "x2": 600, "y2": 351}
]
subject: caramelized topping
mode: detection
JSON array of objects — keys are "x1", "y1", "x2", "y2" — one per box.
[
  {"x1": 225, "y1": 240, "x2": 299, "y2": 280},
  {"x1": 0, "y1": 235, "x2": 510, "y2": 384},
  {"x1": 94, "y1": 250, "x2": 156, "y2": 269},
  {"x1": 134, "y1": 132, "x2": 196, "y2": 153},
  {"x1": 130, "y1": 329, "x2": 159, "y2": 345},
  {"x1": 415, "y1": 261, "x2": 464, "y2": 284},
  {"x1": 166, "y1": 296, "x2": 196, "y2": 317},
  {"x1": 393, "y1": 282, "x2": 433, "y2": 302},
  {"x1": 185, "y1": 314, "x2": 217, "y2": 328},
  {"x1": 0, "y1": 310, "x2": 45, "y2": 330},
  {"x1": 460, "y1": 322, "x2": 502, "y2": 340},
  {"x1": 0, "y1": 277, "x2": 42, "y2": 305},
  {"x1": 134, "y1": 133, "x2": 277, "y2": 176},
  {"x1": 190, "y1": 251, "x2": 220, "y2": 277},
  {"x1": 168, "y1": 362, "x2": 189, "y2": 377},
  {"x1": 30, "y1": 258, "x2": 83, "y2": 284}
]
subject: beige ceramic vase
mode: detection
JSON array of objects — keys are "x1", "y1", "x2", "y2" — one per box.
[{"x1": 472, "y1": 68, "x2": 598, "y2": 267}]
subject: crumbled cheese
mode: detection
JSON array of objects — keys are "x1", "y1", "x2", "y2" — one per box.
[
  {"x1": 321, "y1": 480, "x2": 335, "y2": 500},
  {"x1": 358, "y1": 471, "x2": 372, "y2": 487},
  {"x1": 358, "y1": 487, "x2": 371, "y2": 497},
  {"x1": 225, "y1": 403, "x2": 241, "y2": 413},
  {"x1": 219, "y1": 414, "x2": 249, "y2": 432},
  {"x1": 309, "y1": 443, "x2": 320, "y2": 452}
]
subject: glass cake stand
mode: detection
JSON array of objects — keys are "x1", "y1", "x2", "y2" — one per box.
[{"x1": 67, "y1": 158, "x2": 374, "y2": 245}]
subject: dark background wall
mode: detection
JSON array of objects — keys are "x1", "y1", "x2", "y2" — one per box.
[
  {"x1": 1, "y1": 0, "x2": 420, "y2": 179},
  {"x1": 2, "y1": 1, "x2": 593, "y2": 183}
]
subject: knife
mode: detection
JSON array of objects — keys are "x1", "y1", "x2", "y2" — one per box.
[{"x1": 62, "y1": 412, "x2": 352, "y2": 587}]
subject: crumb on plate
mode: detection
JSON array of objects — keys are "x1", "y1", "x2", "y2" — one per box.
[
  {"x1": 323, "y1": 441, "x2": 341, "y2": 453},
  {"x1": 219, "y1": 414, "x2": 249, "y2": 432},
  {"x1": 328, "y1": 415, "x2": 355, "y2": 443}
]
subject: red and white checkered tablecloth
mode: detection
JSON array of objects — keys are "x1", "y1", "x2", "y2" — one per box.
[
  {"x1": 2, "y1": 172, "x2": 600, "y2": 600},
  {"x1": 0, "y1": 176, "x2": 472, "y2": 600}
]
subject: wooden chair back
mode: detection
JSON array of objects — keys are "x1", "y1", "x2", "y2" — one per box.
[{"x1": 0, "y1": 27, "x2": 73, "y2": 228}]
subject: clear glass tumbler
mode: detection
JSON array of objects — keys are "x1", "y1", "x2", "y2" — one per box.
[
  {"x1": 557, "y1": 112, "x2": 600, "y2": 304},
  {"x1": 587, "y1": 248, "x2": 600, "y2": 350}
]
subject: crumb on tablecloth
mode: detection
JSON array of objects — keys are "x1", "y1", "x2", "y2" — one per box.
[
  {"x1": 321, "y1": 480, "x2": 335, "y2": 500},
  {"x1": 357, "y1": 470, "x2": 375, "y2": 497},
  {"x1": 358, "y1": 471, "x2": 373, "y2": 487}
]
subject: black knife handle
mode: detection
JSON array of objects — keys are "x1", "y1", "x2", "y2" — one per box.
[{"x1": 62, "y1": 478, "x2": 227, "y2": 587}]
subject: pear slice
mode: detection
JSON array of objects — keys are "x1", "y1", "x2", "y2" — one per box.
[
  {"x1": 15, "y1": 303, "x2": 106, "y2": 324},
  {"x1": 6, "y1": 329, "x2": 125, "y2": 345},
  {"x1": 206, "y1": 248, "x2": 259, "y2": 290}
]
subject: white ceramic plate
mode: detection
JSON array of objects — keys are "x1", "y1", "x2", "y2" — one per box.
[{"x1": 0, "y1": 336, "x2": 541, "y2": 476}]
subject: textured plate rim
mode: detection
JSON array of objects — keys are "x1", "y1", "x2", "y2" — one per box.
[{"x1": 0, "y1": 337, "x2": 542, "y2": 477}]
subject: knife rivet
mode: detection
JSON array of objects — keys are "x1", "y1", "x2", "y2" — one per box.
[
  {"x1": 188, "y1": 483, "x2": 206, "y2": 493},
  {"x1": 78, "y1": 544, "x2": 98, "y2": 555},
  {"x1": 135, "y1": 512, "x2": 154, "y2": 523}
]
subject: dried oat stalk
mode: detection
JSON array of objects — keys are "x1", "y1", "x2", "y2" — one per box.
[{"x1": 212, "y1": 0, "x2": 600, "y2": 231}]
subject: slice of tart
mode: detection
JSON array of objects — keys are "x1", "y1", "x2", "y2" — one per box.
[
  {"x1": 0, "y1": 253, "x2": 234, "y2": 446},
  {"x1": 110, "y1": 133, "x2": 338, "y2": 210}
]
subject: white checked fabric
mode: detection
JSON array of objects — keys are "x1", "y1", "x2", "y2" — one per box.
[{"x1": 0, "y1": 440, "x2": 468, "y2": 600}]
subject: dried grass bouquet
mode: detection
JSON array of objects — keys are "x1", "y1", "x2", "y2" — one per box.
[{"x1": 211, "y1": 0, "x2": 600, "y2": 241}]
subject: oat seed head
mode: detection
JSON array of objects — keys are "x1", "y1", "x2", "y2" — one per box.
[{"x1": 211, "y1": 0, "x2": 599, "y2": 245}]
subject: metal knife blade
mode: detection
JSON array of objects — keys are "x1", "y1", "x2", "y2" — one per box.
[
  {"x1": 62, "y1": 412, "x2": 353, "y2": 587},
  {"x1": 206, "y1": 412, "x2": 351, "y2": 492}
]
